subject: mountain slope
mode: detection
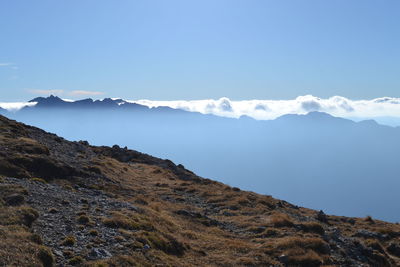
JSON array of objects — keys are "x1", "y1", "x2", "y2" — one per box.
[{"x1": 1, "y1": 115, "x2": 400, "y2": 266}]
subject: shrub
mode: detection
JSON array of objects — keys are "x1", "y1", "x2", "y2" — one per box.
[
  {"x1": 61, "y1": 235, "x2": 76, "y2": 246},
  {"x1": 77, "y1": 215, "x2": 90, "y2": 224},
  {"x1": 300, "y1": 222, "x2": 325, "y2": 235},
  {"x1": 31, "y1": 233, "x2": 43, "y2": 244},
  {"x1": 365, "y1": 216, "x2": 374, "y2": 223},
  {"x1": 19, "y1": 207, "x2": 39, "y2": 227},
  {"x1": 89, "y1": 229, "x2": 99, "y2": 236},
  {"x1": 69, "y1": 256, "x2": 84, "y2": 265},
  {"x1": 37, "y1": 246, "x2": 55, "y2": 267}
]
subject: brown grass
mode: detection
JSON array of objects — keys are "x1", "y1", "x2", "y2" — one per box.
[
  {"x1": 277, "y1": 236, "x2": 330, "y2": 254},
  {"x1": 270, "y1": 212, "x2": 295, "y2": 227}
]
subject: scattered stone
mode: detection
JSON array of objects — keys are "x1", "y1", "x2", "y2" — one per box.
[
  {"x1": 354, "y1": 230, "x2": 387, "y2": 240},
  {"x1": 88, "y1": 248, "x2": 112, "y2": 259}
]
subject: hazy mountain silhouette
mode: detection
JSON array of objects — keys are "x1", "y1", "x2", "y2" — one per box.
[{"x1": 5, "y1": 96, "x2": 400, "y2": 221}]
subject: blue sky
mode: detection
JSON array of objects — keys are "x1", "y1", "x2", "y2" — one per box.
[{"x1": 1, "y1": 0, "x2": 399, "y2": 101}]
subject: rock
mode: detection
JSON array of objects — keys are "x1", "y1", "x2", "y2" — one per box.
[
  {"x1": 387, "y1": 243, "x2": 400, "y2": 257},
  {"x1": 278, "y1": 254, "x2": 288, "y2": 264},
  {"x1": 354, "y1": 230, "x2": 387, "y2": 240},
  {"x1": 88, "y1": 248, "x2": 112, "y2": 259},
  {"x1": 316, "y1": 210, "x2": 328, "y2": 223},
  {"x1": 4, "y1": 193, "x2": 25, "y2": 206},
  {"x1": 54, "y1": 250, "x2": 63, "y2": 257}
]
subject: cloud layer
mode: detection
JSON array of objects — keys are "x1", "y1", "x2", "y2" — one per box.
[
  {"x1": 3, "y1": 95, "x2": 400, "y2": 125},
  {"x1": 131, "y1": 95, "x2": 400, "y2": 121}
]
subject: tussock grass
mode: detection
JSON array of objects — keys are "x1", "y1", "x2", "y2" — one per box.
[{"x1": 270, "y1": 213, "x2": 295, "y2": 227}]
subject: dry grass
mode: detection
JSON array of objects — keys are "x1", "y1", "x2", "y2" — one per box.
[
  {"x1": 0, "y1": 226, "x2": 45, "y2": 266},
  {"x1": 285, "y1": 249, "x2": 323, "y2": 267},
  {"x1": 103, "y1": 211, "x2": 154, "y2": 231},
  {"x1": 277, "y1": 236, "x2": 330, "y2": 254},
  {"x1": 270, "y1": 212, "x2": 295, "y2": 227}
]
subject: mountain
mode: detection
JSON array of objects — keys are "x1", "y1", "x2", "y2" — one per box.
[
  {"x1": 26, "y1": 95, "x2": 185, "y2": 113},
  {"x1": 28, "y1": 95, "x2": 149, "y2": 110},
  {"x1": 1, "y1": 115, "x2": 400, "y2": 266}
]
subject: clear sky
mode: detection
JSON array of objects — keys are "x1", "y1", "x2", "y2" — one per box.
[{"x1": 1, "y1": 0, "x2": 399, "y2": 101}]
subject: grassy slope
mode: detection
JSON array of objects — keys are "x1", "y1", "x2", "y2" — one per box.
[{"x1": 0, "y1": 115, "x2": 400, "y2": 267}]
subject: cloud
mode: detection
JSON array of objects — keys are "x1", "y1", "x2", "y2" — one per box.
[
  {"x1": 130, "y1": 95, "x2": 400, "y2": 121},
  {"x1": 68, "y1": 90, "x2": 104, "y2": 96},
  {"x1": 297, "y1": 95, "x2": 322, "y2": 111},
  {"x1": 0, "y1": 63, "x2": 14, "y2": 67},
  {"x1": 0, "y1": 102, "x2": 36, "y2": 111},
  {"x1": 0, "y1": 63, "x2": 18, "y2": 71}
]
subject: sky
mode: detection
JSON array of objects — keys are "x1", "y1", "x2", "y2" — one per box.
[{"x1": 1, "y1": 0, "x2": 400, "y2": 101}]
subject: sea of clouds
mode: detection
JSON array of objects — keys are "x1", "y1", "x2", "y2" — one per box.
[
  {"x1": 130, "y1": 95, "x2": 400, "y2": 121},
  {"x1": 2, "y1": 95, "x2": 400, "y2": 125}
]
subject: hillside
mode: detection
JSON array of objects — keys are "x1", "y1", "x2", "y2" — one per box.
[{"x1": 1, "y1": 115, "x2": 400, "y2": 267}]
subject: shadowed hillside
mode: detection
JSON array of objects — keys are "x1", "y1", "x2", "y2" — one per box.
[{"x1": 1, "y1": 115, "x2": 400, "y2": 266}]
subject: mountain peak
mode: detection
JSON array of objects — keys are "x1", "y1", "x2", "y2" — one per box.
[{"x1": 29, "y1": 95, "x2": 65, "y2": 104}]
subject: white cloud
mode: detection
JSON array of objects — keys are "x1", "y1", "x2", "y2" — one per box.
[
  {"x1": 129, "y1": 95, "x2": 400, "y2": 121},
  {"x1": 0, "y1": 102, "x2": 36, "y2": 111},
  {"x1": 0, "y1": 63, "x2": 14, "y2": 67}
]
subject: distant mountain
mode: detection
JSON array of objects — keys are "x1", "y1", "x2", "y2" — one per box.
[
  {"x1": 28, "y1": 95, "x2": 149, "y2": 110},
  {"x1": 3, "y1": 96, "x2": 400, "y2": 222}
]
